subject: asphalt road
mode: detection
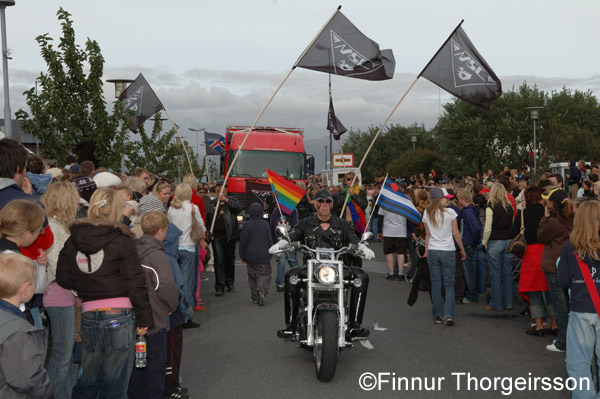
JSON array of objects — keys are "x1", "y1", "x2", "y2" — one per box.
[{"x1": 180, "y1": 242, "x2": 571, "y2": 399}]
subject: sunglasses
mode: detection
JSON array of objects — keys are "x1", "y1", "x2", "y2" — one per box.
[
  {"x1": 345, "y1": 178, "x2": 353, "y2": 181},
  {"x1": 317, "y1": 199, "x2": 333, "y2": 204}
]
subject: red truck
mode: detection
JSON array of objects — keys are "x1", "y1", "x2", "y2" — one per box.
[{"x1": 220, "y1": 126, "x2": 314, "y2": 211}]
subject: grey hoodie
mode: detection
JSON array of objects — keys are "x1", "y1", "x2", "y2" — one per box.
[{"x1": 136, "y1": 235, "x2": 179, "y2": 335}]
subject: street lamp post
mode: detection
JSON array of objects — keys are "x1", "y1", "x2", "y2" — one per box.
[
  {"x1": 0, "y1": 0, "x2": 15, "y2": 139},
  {"x1": 526, "y1": 107, "x2": 543, "y2": 181},
  {"x1": 188, "y1": 127, "x2": 205, "y2": 164},
  {"x1": 408, "y1": 133, "x2": 418, "y2": 152}
]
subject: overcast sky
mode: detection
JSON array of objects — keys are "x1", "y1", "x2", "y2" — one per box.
[{"x1": 3, "y1": 0, "x2": 600, "y2": 164}]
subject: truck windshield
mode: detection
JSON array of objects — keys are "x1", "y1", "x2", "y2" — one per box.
[{"x1": 230, "y1": 151, "x2": 305, "y2": 179}]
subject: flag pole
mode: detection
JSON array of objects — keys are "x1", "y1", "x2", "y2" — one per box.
[
  {"x1": 210, "y1": 5, "x2": 343, "y2": 233},
  {"x1": 363, "y1": 173, "x2": 387, "y2": 235},
  {"x1": 417, "y1": 19, "x2": 464, "y2": 78},
  {"x1": 339, "y1": 76, "x2": 420, "y2": 218},
  {"x1": 328, "y1": 74, "x2": 333, "y2": 185},
  {"x1": 164, "y1": 109, "x2": 194, "y2": 176}
]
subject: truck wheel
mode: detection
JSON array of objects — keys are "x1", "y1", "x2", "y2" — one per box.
[{"x1": 314, "y1": 310, "x2": 338, "y2": 382}]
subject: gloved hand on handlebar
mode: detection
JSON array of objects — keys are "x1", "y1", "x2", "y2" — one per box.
[
  {"x1": 269, "y1": 239, "x2": 290, "y2": 254},
  {"x1": 357, "y1": 243, "x2": 375, "y2": 260}
]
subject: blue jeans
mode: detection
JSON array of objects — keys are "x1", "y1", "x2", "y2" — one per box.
[
  {"x1": 275, "y1": 251, "x2": 298, "y2": 286},
  {"x1": 528, "y1": 291, "x2": 555, "y2": 320},
  {"x1": 72, "y1": 310, "x2": 135, "y2": 399},
  {"x1": 545, "y1": 272, "x2": 570, "y2": 351},
  {"x1": 566, "y1": 311, "x2": 599, "y2": 398},
  {"x1": 463, "y1": 246, "x2": 479, "y2": 302},
  {"x1": 178, "y1": 249, "x2": 197, "y2": 321},
  {"x1": 476, "y1": 243, "x2": 487, "y2": 293},
  {"x1": 46, "y1": 306, "x2": 78, "y2": 399},
  {"x1": 487, "y1": 239, "x2": 513, "y2": 310},
  {"x1": 428, "y1": 250, "x2": 456, "y2": 321},
  {"x1": 372, "y1": 218, "x2": 380, "y2": 241}
]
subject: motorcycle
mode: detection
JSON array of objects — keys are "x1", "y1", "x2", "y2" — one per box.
[{"x1": 274, "y1": 227, "x2": 372, "y2": 382}]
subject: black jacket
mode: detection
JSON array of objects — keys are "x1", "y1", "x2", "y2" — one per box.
[
  {"x1": 239, "y1": 203, "x2": 273, "y2": 264},
  {"x1": 206, "y1": 196, "x2": 243, "y2": 241},
  {"x1": 56, "y1": 219, "x2": 154, "y2": 328},
  {"x1": 288, "y1": 214, "x2": 359, "y2": 250}
]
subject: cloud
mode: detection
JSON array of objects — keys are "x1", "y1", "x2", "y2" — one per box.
[{"x1": 6, "y1": 65, "x2": 599, "y2": 154}]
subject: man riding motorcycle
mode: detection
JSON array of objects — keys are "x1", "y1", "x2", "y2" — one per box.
[{"x1": 269, "y1": 188, "x2": 375, "y2": 341}]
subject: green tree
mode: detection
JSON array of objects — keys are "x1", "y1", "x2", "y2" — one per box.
[
  {"x1": 16, "y1": 8, "x2": 127, "y2": 167},
  {"x1": 125, "y1": 114, "x2": 200, "y2": 179},
  {"x1": 387, "y1": 148, "x2": 444, "y2": 178},
  {"x1": 342, "y1": 123, "x2": 431, "y2": 181}
]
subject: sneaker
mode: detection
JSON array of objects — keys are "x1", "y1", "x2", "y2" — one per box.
[
  {"x1": 198, "y1": 298, "x2": 205, "y2": 305},
  {"x1": 462, "y1": 298, "x2": 475, "y2": 304},
  {"x1": 257, "y1": 288, "x2": 265, "y2": 307},
  {"x1": 277, "y1": 326, "x2": 295, "y2": 339},
  {"x1": 546, "y1": 340, "x2": 565, "y2": 352},
  {"x1": 201, "y1": 276, "x2": 209, "y2": 281},
  {"x1": 434, "y1": 316, "x2": 443, "y2": 324},
  {"x1": 525, "y1": 327, "x2": 544, "y2": 337},
  {"x1": 445, "y1": 318, "x2": 455, "y2": 327},
  {"x1": 182, "y1": 320, "x2": 200, "y2": 329},
  {"x1": 193, "y1": 305, "x2": 206, "y2": 312},
  {"x1": 385, "y1": 274, "x2": 396, "y2": 280},
  {"x1": 163, "y1": 393, "x2": 189, "y2": 399},
  {"x1": 205, "y1": 266, "x2": 215, "y2": 273},
  {"x1": 215, "y1": 290, "x2": 224, "y2": 297},
  {"x1": 176, "y1": 386, "x2": 189, "y2": 394},
  {"x1": 226, "y1": 284, "x2": 235, "y2": 292},
  {"x1": 276, "y1": 285, "x2": 284, "y2": 292},
  {"x1": 395, "y1": 274, "x2": 406, "y2": 281}
]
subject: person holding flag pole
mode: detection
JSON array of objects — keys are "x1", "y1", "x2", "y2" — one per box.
[
  {"x1": 340, "y1": 19, "x2": 502, "y2": 218},
  {"x1": 266, "y1": 169, "x2": 302, "y2": 291},
  {"x1": 210, "y1": 5, "x2": 395, "y2": 234}
]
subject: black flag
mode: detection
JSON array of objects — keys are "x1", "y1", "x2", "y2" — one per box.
[
  {"x1": 296, "y1": 11, "x2": 395, "y2": 81},
  {"x1": 118, "y1": 74, "x2": 165, "y2": 133},
  {"x1": 327, "y1": 97, "x2": 347, "y2": 140},
  {"x1": 419, "y1": 24, "x2": 501, "y2": 113}
]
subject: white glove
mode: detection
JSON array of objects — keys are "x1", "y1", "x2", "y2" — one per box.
[
  {"x1": 269, "y1": 239, "x2": 290, "y2": 254},
  {"x1": 358, "y1": 243, "x2": 375, "y2": 260}
]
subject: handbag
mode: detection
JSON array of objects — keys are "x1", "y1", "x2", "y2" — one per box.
[
  {"x1": 508, "y1": 209, "x2": 527, "y2": 257},
  {"x1": 190, "y1": 205, "x2": 204, "y2": 243}
]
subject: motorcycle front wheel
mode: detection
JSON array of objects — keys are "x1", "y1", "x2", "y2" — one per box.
[{"x1": 314, "y1": 310, "x2": 338, "y2": 382}]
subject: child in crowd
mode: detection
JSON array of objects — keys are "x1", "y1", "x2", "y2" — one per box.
[
  {"x1": 239, "y1": 203, "x2": 273, "y2": 306},
  {"x1": 129, "y1": 211, "x2": 179, "y2": 399},
  {"x1": 0, "y1": 252, "x2": 52, "y2": 398}
]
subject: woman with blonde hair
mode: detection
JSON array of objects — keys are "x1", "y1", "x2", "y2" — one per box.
[
  {"x1": 558, "y1": 200, "x2": 600, "y2": 397},
  {"x1": 482, "y1": 183, "x2": 514, "y2": 311},
  {"x1": 140, "y1": 180, "x2": 171, "y2": 216},
  {"x1": 182, "y1": 173, "x2": 206, "y2": 224},
  {"x1": 41, "y1": 181, "x2": 81, "y2": 398},
  {"x1": 168, "y1": 183, "x2": 205, "y2": 327},
  {"x1": 423, "y1": 188, "x2": 466, "y2": 326},
  {"x1": 56, "y1": 188, "x2": 153, "y2": 398}
]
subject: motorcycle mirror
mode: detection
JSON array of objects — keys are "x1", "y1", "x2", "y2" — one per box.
[
  {"x1": 361, "y1": 232, "x2": 373, "y2": 242},
  {"x1": 275, "y1": 225, "x2": 287, "y2": 238}
]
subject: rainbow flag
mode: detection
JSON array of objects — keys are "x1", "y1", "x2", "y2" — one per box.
[{"x1": 266, "y1": 169, "x2": 306, "y2": 215}]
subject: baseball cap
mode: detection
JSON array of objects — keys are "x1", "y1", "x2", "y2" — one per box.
[
  {"x1": 442, "y1": 188, "x2": 455, "y2": 199},
  {"x1": 542, "y1": 188, "x2": 568, "y2": 204},
  {"x1": 315, "y1": 188, "x2": 333, "y2": 200},
  {"x1": 430, "y1": 187, "x2": 444, "y2": 199}
]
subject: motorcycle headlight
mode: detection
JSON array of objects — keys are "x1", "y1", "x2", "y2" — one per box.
[{"x1": 315, "y1": 265, "x2": 338, "y2": 285}]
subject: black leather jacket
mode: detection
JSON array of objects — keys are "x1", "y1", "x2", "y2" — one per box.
[
  {"x1": 288, "y1": 215, "x2": 358, "y2": 250},
  {"x1": 206, "y1": 196, "x2": 243, "y2": 241}
]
